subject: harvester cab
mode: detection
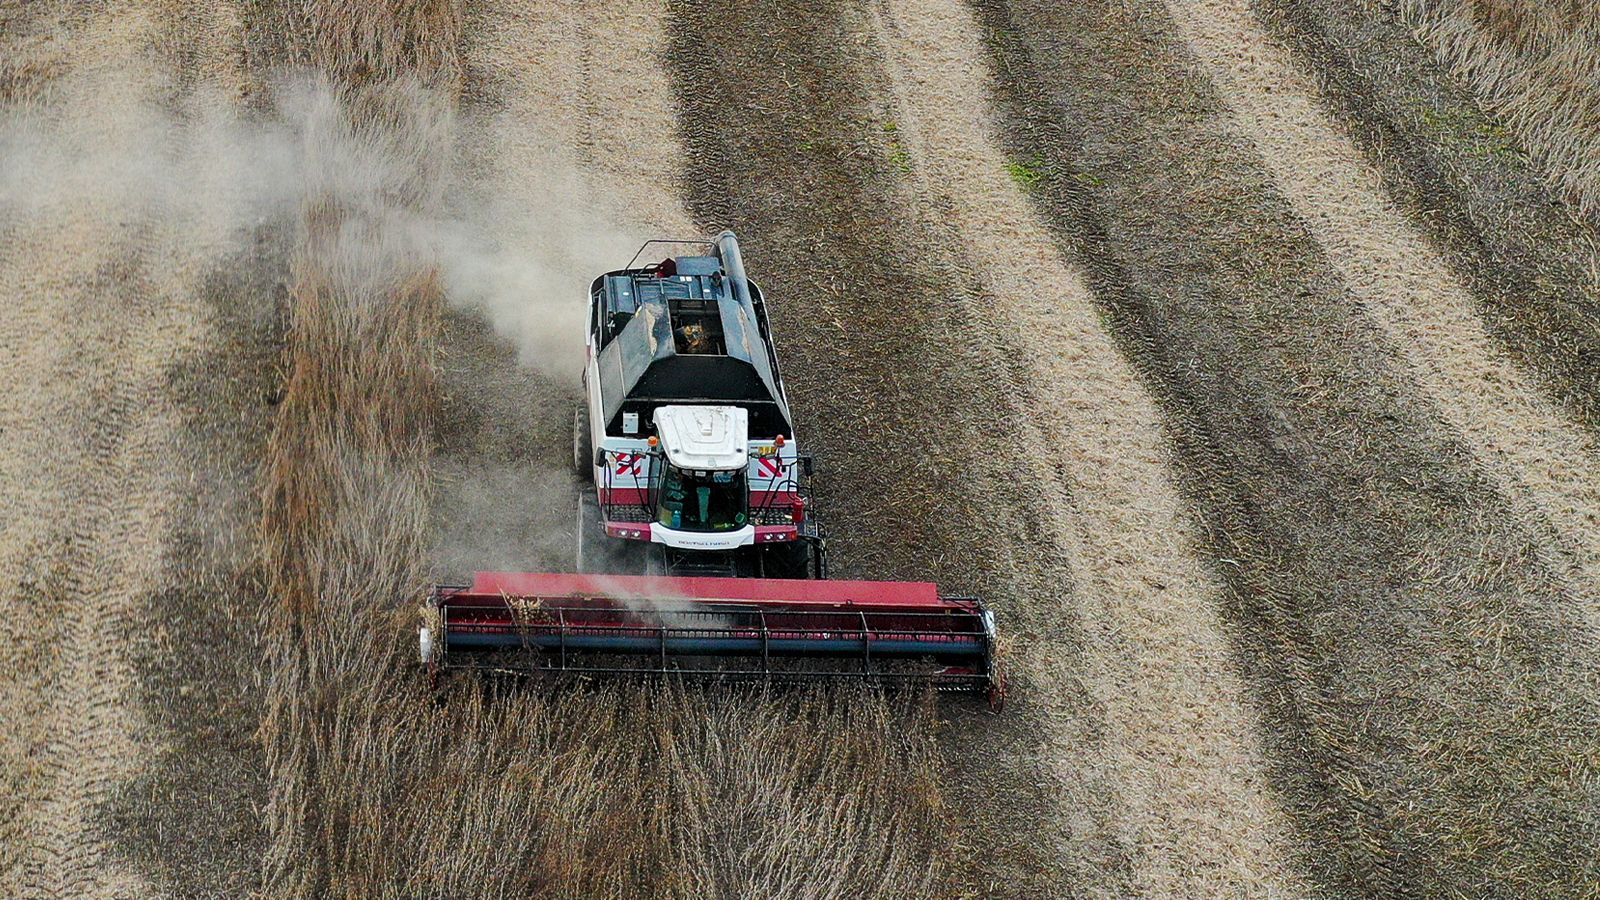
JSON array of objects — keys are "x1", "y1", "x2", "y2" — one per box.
[
  {"x1": 422, "y1": 231, "x2": 1004, "y2": 708},
  {"x1": 651, "y1": 405, "x2": 752, "y2": 537}
]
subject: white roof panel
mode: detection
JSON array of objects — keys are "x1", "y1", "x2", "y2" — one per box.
[{"x1": 654, "y1": 405, "x2": 749, "y2": 470}]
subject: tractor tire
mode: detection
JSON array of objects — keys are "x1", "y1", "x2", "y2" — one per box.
[{"x1": 573, "y1": 404, "x2": 592, "y2": 482}]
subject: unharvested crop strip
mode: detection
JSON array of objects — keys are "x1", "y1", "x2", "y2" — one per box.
[
  {"x1": 871, "y1": 0, "x2": 1311, "y2": 895},
  {"x1": 971, "y1": 0, "x2": 1600, "y2": 893},
  {"x1": 253, "y1": 4, "x2": 462, "y2": 892}
]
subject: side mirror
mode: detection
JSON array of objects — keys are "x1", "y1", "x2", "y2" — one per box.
[
  {"x1": 798, "y1": 454, "x2": 815, "y2": 477},
  {"x1": 593, "y1": 448, "x2": 607, "y2": 468}
]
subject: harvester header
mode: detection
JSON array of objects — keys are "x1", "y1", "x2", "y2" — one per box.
[{"x1": 423, "y1": 572, "x2": 1002, "y2": 705}]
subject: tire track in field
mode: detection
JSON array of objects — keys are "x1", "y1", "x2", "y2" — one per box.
[
  {"x1": 0, "y1": 3, "x2": 220, "y2": 893},
  {"x1": 0, "y1": 8, "x2": 166, "y2": 894},
  {"x1": 1159, "y1": 0, "x2": 1600, "y2": 632},
  {"x1": 972, "y1": 0, "x2": 1600, "y2": 893},
  {"x1": 1, "y1": 3, "x2": 272, "y2": 892},
  {"x1": 870, "y1": 0, "x2": 1311, "y2": 894}
]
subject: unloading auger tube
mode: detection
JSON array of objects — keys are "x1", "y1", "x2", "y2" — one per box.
[{"x1": 420, "y1": 572, "x2": 1005, "y2": 710}]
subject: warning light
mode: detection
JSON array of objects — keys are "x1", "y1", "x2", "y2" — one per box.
[
  {"x1": 775, "y1": 434, "x2": 787, "y2": 447},
  {"x1": 647, "y1": 435, "x2": 659, "y2": 447}
]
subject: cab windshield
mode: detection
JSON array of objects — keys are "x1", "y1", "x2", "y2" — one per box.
[{"x1": 657, "y1": 465, "x2": 748, "y2": 532}]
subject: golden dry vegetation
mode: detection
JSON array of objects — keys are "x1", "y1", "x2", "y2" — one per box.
[
  {"x1": 4, "y1": 0, "x2": 1600, "y2": 897},
  {"x1": 251, "y1": 4, "x2": 949, "y2": 896}
]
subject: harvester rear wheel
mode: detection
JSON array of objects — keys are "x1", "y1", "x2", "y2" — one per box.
[{"x1": 573, "y1": 405, "x2": 592, "y2": 482}]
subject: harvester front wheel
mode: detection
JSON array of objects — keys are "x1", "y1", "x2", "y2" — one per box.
[
  {"x1": 573, "y1": 405, "x2": 592, "y2": 482},
  {"x1": 577, "y1": 492, "x2": 645, "y2": 574}
]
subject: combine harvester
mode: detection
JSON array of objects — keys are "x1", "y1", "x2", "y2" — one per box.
[{"x1": 421, "y1": 232, "x2": 1003, "y2": 707}]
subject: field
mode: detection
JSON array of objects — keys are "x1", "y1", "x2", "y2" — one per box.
[{"x1": 2, "y1": 0, "x2": 1599, "y2": 896}]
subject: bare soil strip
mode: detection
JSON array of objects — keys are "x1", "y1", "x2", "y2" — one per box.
[
  {"x1": 972, "y1": 0, "x2": 1600, "y2": 894},
  {"x1": 1260, "y1": 0, "x2": 1600, "y2": 434},
  {"x1": 871, "y1": 0, "x2": 1311, "y2": 895},
  {"x1": 1162, "y1": 0, "x2": 1600, "y2": 635}
]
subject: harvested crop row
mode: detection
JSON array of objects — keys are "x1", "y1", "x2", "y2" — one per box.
[
  {"x1": 1258, "y1": 0, "x2": 1600, "y2": 436},
  {"x1": 430, "y1": 0, "x2": 692, "y2": 581},
  {"x1": 868, "y1": 0, "x2": 1310, "y2": 895},
  {"x1": 971, "y1": 0, "x2": 1600, "y2": 894},
  {"x1": 432, "y1": 0, "x2": 709, "y2": 583},
  {"x1": 1161, "y1": 0, "x2": 1600, "y2": 639},
  {"x1": 0, "y1": 0, "x2": 268, "y2": 893},
  {"x1": 101, "y1": 4, "x2": 283, "y2": 894}
]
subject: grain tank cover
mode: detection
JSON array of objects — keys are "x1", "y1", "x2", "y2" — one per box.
[{"x1": 592, "y1": 232, "x2": 793, "y2": 437}]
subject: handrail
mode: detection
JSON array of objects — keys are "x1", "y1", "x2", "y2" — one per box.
[{"x1": 623, "y1": 238, "x2": 714, "y2": 271}]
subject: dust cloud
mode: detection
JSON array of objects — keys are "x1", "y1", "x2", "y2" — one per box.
[
  {"x1": 0, "y1": 85, "x2": 299, "y2": 247},
  {"x1": 1, "y1": 76, "x2": 646, "y2": 379},
  {"x1": 432, "y1": 129, "x2": 655, "y2": 382}
]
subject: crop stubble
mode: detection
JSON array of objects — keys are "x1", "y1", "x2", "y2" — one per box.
[
  {"x1": 1259, "y1": 0, "x2": 1600, "y2": 436},
  {"x1": 868, "y1": 0, "x2": 1313, "y2": 895},
  {"x1": 0, "y1": 0, "x2": 273, "y2": 894},
  {"x1": 1162, "y1": 0, "x2": 1600, "y2": 639},
  {"x1": 1398, "y1": 0, "x2": 1600, "y2": 219},
  {"x1": 665, "y1": 0, "x2": 1212, "y2": 893}
]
